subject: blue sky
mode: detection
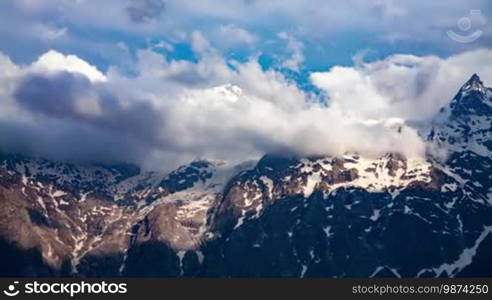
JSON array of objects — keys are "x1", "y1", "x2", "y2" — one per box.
[
  {"x1": 0, "y1": 0, "x2": 490, "y2": 84},
  {"x1": 0, "y1": 0, "x2": 491, "y2": 169}
]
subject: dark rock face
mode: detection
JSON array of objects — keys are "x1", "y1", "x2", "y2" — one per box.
[
  {"x1": 457, "y1": 234, "x2": 492, "y2": 277},
  {"x1": 0, "y1": 238, "x2": 59, "y2": 277},
  {"x1": 123, "y1": 241, "x2": 180, "y2": 277},
  {"x1": 0, "y1": 75, "x2": 491, "y2": 277},
  {"x1": 159, "y1": 161, "x2": 214, "y2": 193}
]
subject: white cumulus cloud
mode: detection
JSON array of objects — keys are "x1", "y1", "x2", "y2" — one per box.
[
  {"x1": 1, "y1": 46, "x2": 491, "y2": 171},
  {"x1": 30, "y1": 50, "x2": 107, "y2": 82},
  {"x1": 311, "y1": 49, "x2": 492, "y2": 121}
]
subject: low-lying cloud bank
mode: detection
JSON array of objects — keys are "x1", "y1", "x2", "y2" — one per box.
[{"x1": 0, "y1": 46, "x2": 491, "y2": 171}]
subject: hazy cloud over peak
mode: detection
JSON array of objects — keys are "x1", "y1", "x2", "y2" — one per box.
[{"x1": 1, "y1": 47, "x2": 491, "y2": 171}]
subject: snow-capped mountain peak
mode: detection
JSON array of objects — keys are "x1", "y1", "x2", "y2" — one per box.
[
  {"x1": 459, "y1": 73, "x2": 485, "y2": 94},
  {"x1": 448, "y1": 74, "x2": 492, "y2": 117},
  {"x1": 426, "y1": 74, "x2": 492, "y2": 158}
]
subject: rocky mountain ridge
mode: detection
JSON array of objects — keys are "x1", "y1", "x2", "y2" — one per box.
[{"x1": 1, "y1": 74, "x2": 491, "y2": 277}]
